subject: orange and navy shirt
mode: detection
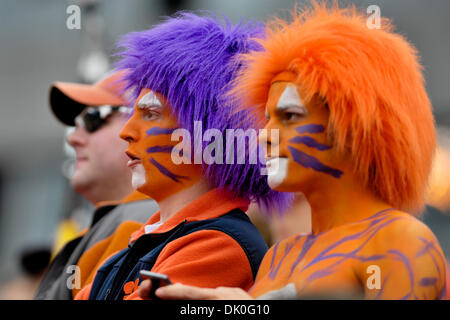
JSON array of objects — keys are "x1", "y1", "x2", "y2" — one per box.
[{"x1": 75, "y1": 189, "x2": 268, "y2": 300}]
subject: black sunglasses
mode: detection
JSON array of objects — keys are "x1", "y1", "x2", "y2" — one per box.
[{"x1": 74, "y1": 105, "x2": 129, "y2": 133}]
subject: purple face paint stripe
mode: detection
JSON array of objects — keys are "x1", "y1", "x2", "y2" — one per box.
[
  {"x1": 146, "y1": 127, "x2": 177, "y2": 136},
  {"x1": 295, "y1": 124, "x2": 325, "y2": 134},
  {"x1": 149, "y1": 157, "x2": 188, "y2": 183},
  {"x1": 146, "y1": 145, "x2": 173, "y2": 154},
  {"x1": 289, "y1": 136, "x2": 332, "y2": 151},
  {"x1": 288, "y1": 146, "x2": 343, "y2": 178}
]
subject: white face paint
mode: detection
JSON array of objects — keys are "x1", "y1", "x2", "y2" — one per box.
[
  {"x1": 137, "y1": 90, "x2": 163, "y2": 110},
  {"x1": 277, "y1": 84, "x2": 307, "y2": 115},
  {"x1": 131, "y1": 163, "x2": 146, "y2": 190},
  {"x1": 266, "y1": 157, "x2": 288, "y2": 189}
]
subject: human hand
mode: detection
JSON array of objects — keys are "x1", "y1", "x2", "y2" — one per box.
[{"x1": 138, "y1": 280, "x2": 253, "y2": 300}]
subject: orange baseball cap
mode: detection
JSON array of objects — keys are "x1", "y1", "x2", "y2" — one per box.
[{"x1": 49, "y1": 70, "x2": 128, "y2": 126}]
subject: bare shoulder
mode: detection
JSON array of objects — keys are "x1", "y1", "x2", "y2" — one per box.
[
  {"x1": 371, "y1": 210, "x2": 440, "y2": 247},
  {"x1": 361, "y1": 210, "x2": 447, "y2": 299}
]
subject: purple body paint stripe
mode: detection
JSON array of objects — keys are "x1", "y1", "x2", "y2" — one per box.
[
  {"x1": 419, "y1": 277, "x2": 438, "y2": 287},
  {"x1": 288, "y1": 146, "x2": 343, "y2": 178},
  {"x1": 295, "y1": 124, "x2": 325, "y2": 134},
  {"x1": 146, "y1": 145, "x2": 173, "y2": 154},
  {"x1": 289, "y1": 135, "x2": 332, "y2": 151},
  {"x1": 146, "y1": 127, "x2": 176, "y2": 136},
  {"x1": 149, "y1": 157, "x2": 188, "y2": 183},
  {"x1": 388, "y1": 249, "x2": 415, "y2": 299},
  {"x1": 269, "y1": 239, "x2": 302, "y2": 280}
]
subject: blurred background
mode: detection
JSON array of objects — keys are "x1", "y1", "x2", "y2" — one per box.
[{"x1": 0, "y1": 0, "x2": 449, "y2": 298}]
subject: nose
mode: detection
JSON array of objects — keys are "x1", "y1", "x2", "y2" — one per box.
[
  {"x1": 67, "y1": 124, "x2": 87, "y2": 148},
  {"x1": 120, "y1": 114, "x2": 140, "y2": 143},
  {"x1": 259, "y1": 122, "x2": 280, "y2": 158}
]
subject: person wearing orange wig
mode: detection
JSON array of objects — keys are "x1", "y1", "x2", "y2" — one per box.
[{"x1": 139, "y1": 3, "x2": 447, "y2": 300}]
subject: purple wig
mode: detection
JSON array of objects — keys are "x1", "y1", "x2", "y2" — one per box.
[{"x1": 115, "y1": 12, "x2": 293, "y2": 214}]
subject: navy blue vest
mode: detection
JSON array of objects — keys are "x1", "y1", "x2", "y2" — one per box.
[{"x1": 88, "y1": 209, "x2": 268, "y2": 300}]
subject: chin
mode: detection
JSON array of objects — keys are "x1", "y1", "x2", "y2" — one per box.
[
  {"x1": 131, "y1": 164, "x2": 147, "y2": 190},
  {"x1": 267, "y1": 157, "x2": 289, "y2": 189},
  {"x1": 70, "y1": 170, "x2": 89, "y2": 190}
]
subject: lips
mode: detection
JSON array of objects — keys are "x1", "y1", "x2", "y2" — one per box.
[
  {"x1": 75, "y1": 156, "x2": 88, "y2": 168},
  {"x1": 126, "y1": 151, "x2": 141, "y2": 168}
]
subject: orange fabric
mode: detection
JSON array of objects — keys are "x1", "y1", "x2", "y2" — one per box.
[
  {"x1": 72, "y1": 220, "x2": 143, "y2": 298},
  {"x1": 71, "y1": 190, "x2": 149, "y2": 297},
  {"x1": 250, "y1": 210, "x2": 447, "y2": 300},
  {"x1": 121, "y1": 191, "x2": 149, "y2": 203},
  {"x1": 75, "y1": 188, "x2": 252, "y2": 300},
  {"x1": 124, "y1": 230, "x2": 253, "y2": 300},
  {"x1": 75, "y1": 283, "x2": 93, "y2": 300},
  {"x1": 95, "y1": 190, "x2": 149, "y2": 208},
  {"x1": 232, "y1": 3, "x2": 435, "y2": 214},
  {"x1": 129, "y1": 188, "x2": 249, "y2": 242}
]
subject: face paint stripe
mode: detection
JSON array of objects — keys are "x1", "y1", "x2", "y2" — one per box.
[
  {"x1": 149, "y1": 157, "x2": 188, "y2": 183},
  {"x1": 146, "y1": 127, "x2": 177, "y2": 136},
  {"x1": 146, "y1": 145, "x2": 173, "y2": 154},
  {"x1": 295, "y1": 124, "x2": 325, "y2": 134},
  {"x1": 289, "y1": 136, "x2": 332, "y2": 151},
  {"x1": 288, "y1": 146, "x2": 343, "y2": 178}
]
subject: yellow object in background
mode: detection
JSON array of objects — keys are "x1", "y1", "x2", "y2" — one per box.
[{"x1": 51, "y1": 219, "x2": 83, "y2": 260}]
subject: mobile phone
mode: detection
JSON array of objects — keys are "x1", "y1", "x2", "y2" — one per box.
[{"x1": 139, "y1": 270, "x2": 172, "y2": 299}]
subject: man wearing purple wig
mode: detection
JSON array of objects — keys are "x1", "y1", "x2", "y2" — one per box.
[{"x1": 75, "y1": 12, "x2": 292, "y2": 300}]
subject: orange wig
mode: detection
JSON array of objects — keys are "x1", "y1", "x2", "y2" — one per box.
[{"x1": 234, "y1": 3, "x2": 436, "y2": 214}]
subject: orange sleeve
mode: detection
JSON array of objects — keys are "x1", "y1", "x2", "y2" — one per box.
[
  {"x1": 124, "y1": 229, "x2": 254, "y2": 300},
  {"x1": 73, "y1": 249, "x2": 125, "y2": 300},
  {"x1": 74, "y1": 283, "x2": 93, "y2": 300},
  {"x1": 72, "y1": 220, "x2": 143, "y2": 298}
]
